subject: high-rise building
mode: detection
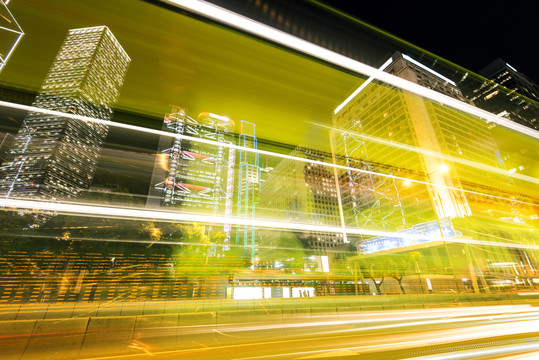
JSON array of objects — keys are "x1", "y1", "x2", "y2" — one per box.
[
  {"x1": 333, "y1": 52, "x2": 509, "y2": 232},
  {"x1": 0, "y1": 0, "x2": 24, "y2": 73},
  {"x1": 459, "y1": 58, "x2": 539, "y2": 131},
  {"x1": 147, "y1": 108, "x2": 236, "y2": 223},
  {"x1": 0, "y1": 26, "x2": 130, "y2": 200},
  {"x1": 258, "y1": 146, "x2": 343, "y2": 253}
]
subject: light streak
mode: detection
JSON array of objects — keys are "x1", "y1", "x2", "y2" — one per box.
[
  {"x1": 507, "y1": 63, "x2": 518, "y2": 72},
  {"x1": 2, "y1": 198, "x2": 538, "y2": 251},
  {"x1": 334, "y1": 57, "x2": 393, "y2": 114},
  {"x1": 407, "y1": 344, "x2": 539, "y2": 359},
  {"x1": 311, "y1": 121, "x2": 539, "y2": 186},
  {"x1": 160, "y1": 0, "x2": 539, "y2": 140},
  {"x1": 0, "y1": 100, "x2": 536, "y2": 208},
  {"x1": 402, "y1": 54, "x2": 456, "y2": 86}
]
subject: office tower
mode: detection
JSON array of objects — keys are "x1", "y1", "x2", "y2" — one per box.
[
  {"x1": 236, "y1": 121, "x2": 260, "y2": 265},
  {"x1": 333, "y1": 51, "x2": 508, "y2": 233},
  {"x1": 0, "y1": 0, "x2": 24, "y2": 73},
  {"x1": 0, "y1": 26, "x2": 130, "y2": 201},
  {"x1": 148, "y1": 108, "x2": 236, "y2": 223},
  {"x1": 258, "y1": 146, "x2": 343, "y2": 253},
  {"x1": 460, "y1": 58, "x2": 539, "y2": 130}
]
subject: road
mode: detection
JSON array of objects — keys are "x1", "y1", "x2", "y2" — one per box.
[{"x1": 12, "y1": 304, "x2": 538, "y2": 359}]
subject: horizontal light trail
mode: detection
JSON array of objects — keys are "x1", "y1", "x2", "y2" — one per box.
[
  {"x1": 234, "y1": 318, "x2": 539, "y2": 359},
  {"x1": 1, "y1": 100, "x2": 536, "y2": 208},
  {"x1": 160, "y1": 0, "x2": 539, "y2": 141},
  {"x1": 0, "y1": 231, "x2": 346, "y2": 253},
  {"x1": 67, "y1": 306, "x2": 539, "y2": 360},
  {"x1": 446, "y1": 238, "x2": 539, "y2": 251},
  {"x1": 312, "y1": 122, "x2": 539, "y2": 186},
  {"x1": 406, "y1": 344, "x2": 539, "y2": 360},
  {"x1": 192, "y1": 308, "x2": 539, "y2": 335},
  {"x1": 2, "y1": 198, "x2": 538, "y2": 251}
]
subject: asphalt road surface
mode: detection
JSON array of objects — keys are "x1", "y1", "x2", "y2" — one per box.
[{"x1": 15, "y1": 304, "x2": 539, "y2": 360}]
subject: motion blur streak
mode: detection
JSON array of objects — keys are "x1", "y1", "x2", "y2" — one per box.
[
  {"x1": 311, "y1": 121, "x2": 539, "y2": 185},
  {"x1": 233, "y1": 320, "x2": 539, "y2": 360},
  {"x1": 406, "y1": 344, "x2": 539, "y2": 359},
  {"x1": 3, "y1": 198, "x2": 539, "y2": 251},
  {"x1": 70, "y1": 305, "x2": 539, "y2": 360},
  {"x1": 1, "y1": 100, "x2": 537, "y2": 208},
  {"x1": 161, "y1": 0, "x2": 539, "y2": 140}
]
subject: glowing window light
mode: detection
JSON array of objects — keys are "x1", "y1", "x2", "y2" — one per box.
[
  {"x1": 485, "y1": 90, "x2": 499, "y2": 100},
  {"x1": 233, "y1": 287, "x2": 263, "y2": 300},
  {"x1": 282, "y1": 287, "x2": 290, "y2": 298},
  {"x1": 162, "y1": 0, "x2": 539, "y2": 140},
  {"x1": 321, "y1": 255, "x2": 330, "y2": 273}
]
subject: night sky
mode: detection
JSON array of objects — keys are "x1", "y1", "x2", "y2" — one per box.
[{"x1": 322, "y1": 0, "x2": 538, "y2": 83}]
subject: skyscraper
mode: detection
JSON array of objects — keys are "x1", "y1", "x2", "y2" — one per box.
[
  {"x1": 459, "y1": 58, "x2": 539, "y2": 131},
  {"x1": 147, "y1": 107, "x2": 236, "y2": 221},
  {"x1": 333, "y1": 52, "x2": 509, "y2": 232},
  {"x1": 0, "y1": 26, "x2": 130, "y2": 200}
]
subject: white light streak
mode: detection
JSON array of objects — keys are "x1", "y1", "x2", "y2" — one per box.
[
  {"x1": 507, "y1": 63, "x2": 518, "y2": 72},
  {"x1": 334, "y1": 57, "x2": 393, "y2": 114},
  {"x1": 2, "y1": 198, "x2": 538, "y2": 251},
  {"x1": 402, "y1": 54, "x2": 456, "y2": 86},
  {"x1": 161, "y1": 0, "x2": 539, "y2": 140},
  {"x1": 312, "y1": 122, "x2": 539, "y2": 186},
  {"x1": 0, "y1": 100, "x2": 537, "y2": 208},
  {"x1": 208, "y1": 112, "x2": 230, "y2": 122}
]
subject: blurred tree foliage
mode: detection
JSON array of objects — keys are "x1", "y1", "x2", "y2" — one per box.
[{"x1": 356, "y1": 251, "x2": 422, "y2": 294}]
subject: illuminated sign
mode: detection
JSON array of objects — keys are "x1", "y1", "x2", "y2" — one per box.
[{"x1": 357, "y1": 218, "x2": 461, "y2": 254}]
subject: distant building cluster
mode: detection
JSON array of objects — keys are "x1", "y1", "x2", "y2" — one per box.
[{"x1": 460, "y1": 59, "x2": 538, "y2": 131}]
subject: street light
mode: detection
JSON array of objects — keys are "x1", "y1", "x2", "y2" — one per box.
[{"x1": 428, "y1": 164, "x2": 449, "y2": 176}]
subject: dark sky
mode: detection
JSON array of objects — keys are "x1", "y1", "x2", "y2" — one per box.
[{"x1": 322, "y1": 0, "x2": 538, "y2": 83}]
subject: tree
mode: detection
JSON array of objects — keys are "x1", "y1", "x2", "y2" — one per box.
[
  {"x1": 140, "y1": 222, "x2": 162, "y2": 247},
  {"x1": 387, "y1": 252, "x2": 422, "y2": 294},
  {"x1": 358, "y1": 256, "x2": 390, "y2": 294},
  {"x1": 356, "y1": 251, "x2": 422, "y2": 294}
]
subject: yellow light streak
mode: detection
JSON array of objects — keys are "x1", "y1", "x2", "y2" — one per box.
[
  {"x1": 312, "y1": 122, "x2": 539, "y2": 186},
  {"x1": 0, "y1": 100, "x2": 536, "y2": 208},
  {"x1": 2, "y1": 198, "x2": 538, "y2": 251},
  {"x1": 161, "y1": 0, "x2": 539, "y2": 140}
]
